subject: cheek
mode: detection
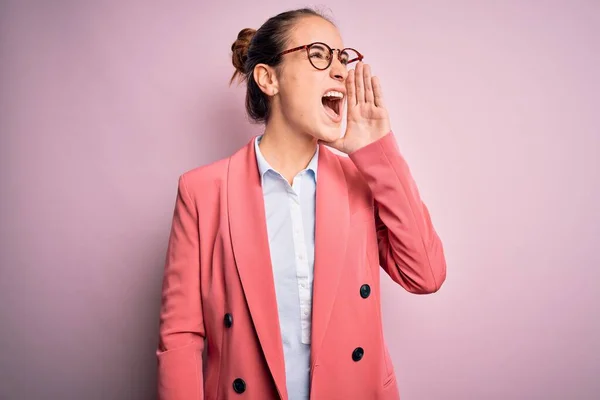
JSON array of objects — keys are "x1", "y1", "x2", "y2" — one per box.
[
  {"x1": 278, "y1": 68, "x2": 324, "y2": 120},
  {"x1": 282, "y1": 83, "x2": 319, "y2": 115},
  {"x1": 284, "y1": 68, "x2": 318, "y2": 94}
]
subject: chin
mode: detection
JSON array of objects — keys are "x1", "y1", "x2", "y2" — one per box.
[
  {"x1": 299, "y1": 116, "x2": 341, "y2": 144},
  {"x1": 317, "y1": 126, "x2": 343, "y2": 143}
]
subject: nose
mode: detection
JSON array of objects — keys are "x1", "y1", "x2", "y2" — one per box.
[{"x1": 329, "y1": 52, "x2": 348, "y2": 82}]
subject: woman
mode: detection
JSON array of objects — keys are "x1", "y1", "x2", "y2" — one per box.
[{"x1": 156, "y1": 8, "x2": 446, "y2": 400}]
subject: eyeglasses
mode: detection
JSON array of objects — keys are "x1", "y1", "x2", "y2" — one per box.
[{"x1": 277, "y1": 42, "x2": 364, "y2": 70}]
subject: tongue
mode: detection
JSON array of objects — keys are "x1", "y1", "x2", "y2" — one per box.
[{"x1": 322, "y1": 98, "x2": 338, "y2": 120}]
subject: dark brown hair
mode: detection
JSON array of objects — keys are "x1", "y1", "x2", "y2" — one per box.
[{"x1": 230, "y1": 8, "x2": 333, "y2": 123}]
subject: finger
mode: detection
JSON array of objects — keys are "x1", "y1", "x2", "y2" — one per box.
[
  {"x1": 355, "y1": 62, "x2": 365, "y2": 104},
  {"x1": 372, "y1": 76, "x2": 386, "y2": 109},
  {"x1": 346, "y1": 69, "x2": 357, "y2": 107},
  {"x1": 363, "y1": 64, "x2": 374, "y2": 104}
]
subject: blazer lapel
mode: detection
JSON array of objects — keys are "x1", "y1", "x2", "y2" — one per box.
[
  {"x1": 310, "y1": 145, "x2": 350, "y2": 371},
  {"x1": 227, "y1": 137, "x2": 288, "y2": 400}
]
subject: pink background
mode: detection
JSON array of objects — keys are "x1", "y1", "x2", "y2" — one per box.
[{"x1": 1, "y1": 1, "x2": 599, "y2": 399}]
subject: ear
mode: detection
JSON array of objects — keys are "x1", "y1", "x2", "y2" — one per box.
[{"x1": 253, "y1": 63, "x2": 279, "y2": 96}]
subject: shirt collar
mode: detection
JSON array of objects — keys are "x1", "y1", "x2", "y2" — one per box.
[{"x1": 254, "y1": 135, "x2": 319, "y2": 181}]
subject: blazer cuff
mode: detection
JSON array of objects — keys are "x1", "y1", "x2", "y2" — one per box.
[{"x1": 348, "y1": 131, "x2": 405, "y2": 175}]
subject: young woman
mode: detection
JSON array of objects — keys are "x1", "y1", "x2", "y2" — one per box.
[{"x1": 156, "y1": 8, "x2": 446, "y2": 400}]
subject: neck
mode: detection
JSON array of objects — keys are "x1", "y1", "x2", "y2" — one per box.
[{"x1": 259, "y1": 116, "x2": 318, "y2": 184}]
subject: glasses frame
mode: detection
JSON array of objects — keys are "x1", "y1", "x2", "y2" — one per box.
[{"x1": 277, "y1": 42, "x2": 364, "y2": 70}]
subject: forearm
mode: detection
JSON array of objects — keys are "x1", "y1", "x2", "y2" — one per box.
[{"x1": 349, "y1": 132, "x2": 447, "y2": 293}]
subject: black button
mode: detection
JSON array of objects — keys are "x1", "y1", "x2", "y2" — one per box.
[
  {"x1": 352, "y1": 347, "x2": 364, "y2": 361},
  {"x1": 224, "y1": 313, "x2": 233, "y2": 328},
  {"x1": 360, "y1": 284, "x2": 371, "y2": 298},
  {"x1": 232, "y1": 378, "x2": 246, "y2": 393}
]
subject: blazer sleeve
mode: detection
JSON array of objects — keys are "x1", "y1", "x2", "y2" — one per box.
[
  {"x1": 348, "y1": 131, "x2": 447, "y2": 294},
  {"x1": 156, "y1": 174, "x2": 205, "y2": 399}
]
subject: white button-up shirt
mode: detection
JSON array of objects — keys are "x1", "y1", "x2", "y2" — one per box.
[{"x1": 254, "y1": 135, "x2": 318, "y2": 400}]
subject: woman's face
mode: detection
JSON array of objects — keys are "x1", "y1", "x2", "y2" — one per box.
[{"x1": 271, "y1": 16, "x2": 350, "y2": 142}]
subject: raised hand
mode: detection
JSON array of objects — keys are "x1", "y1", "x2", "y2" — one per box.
[{"x1": 323, "y1": 62, "x2": 391, "y2": 154}]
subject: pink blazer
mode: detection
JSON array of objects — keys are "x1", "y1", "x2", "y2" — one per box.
[{"x1": 156, "y1": 131, "x2": 446, "y2": 400}]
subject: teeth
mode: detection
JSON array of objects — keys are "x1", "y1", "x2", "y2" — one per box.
[{"x1": 323, "y1": 91, "x2": 344, "y2": 99}]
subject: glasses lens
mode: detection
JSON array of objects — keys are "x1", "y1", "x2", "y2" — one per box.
[
  {"x1": 308, "y1": 43, "x2": 332, "y2": 69},
  {"x1": 340, "y1": 48, "x2": 360, "y2": 67}
]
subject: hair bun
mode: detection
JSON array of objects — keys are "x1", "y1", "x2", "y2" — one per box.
[{"x1": 230, "y1": 28, "x2": 256, "y2": 82}]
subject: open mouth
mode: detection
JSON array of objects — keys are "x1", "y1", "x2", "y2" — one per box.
[{"x1": 321, "y1": 90, "x2": 344, "y2": 122}]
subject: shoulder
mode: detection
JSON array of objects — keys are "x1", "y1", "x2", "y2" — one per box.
[
  {"x1": 325, "y1": 147, "x2": 368, "y2": 189},
  {"x1": 319, "y1": 146, "x2": 372, "y2": 208},
  {"x1": 180, "y1": 157, "x2": 228, "y2": 191},
  {"x1": 177, "y1": 139, "x2": 252, "y2": 199}
]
